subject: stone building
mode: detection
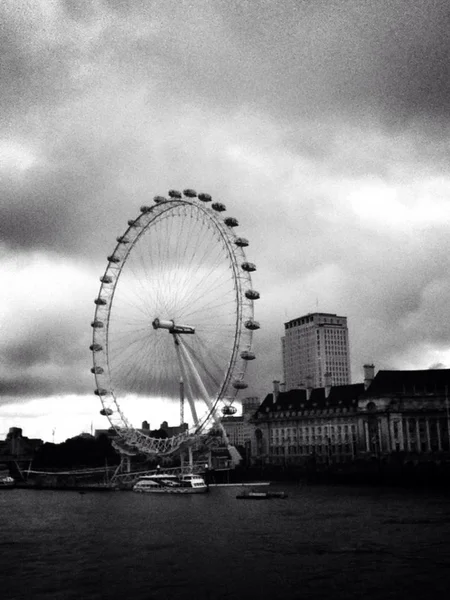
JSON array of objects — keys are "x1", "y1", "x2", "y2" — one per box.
[
  {"x1": 251, "y1": 377, "x2": 363, "y2": 465},
  {"x1": 358, "y1": 366, "x2": 450, "y2": 456},
  {"x1": 250, "y1": 367, "x2": 450, "y2": 466}
]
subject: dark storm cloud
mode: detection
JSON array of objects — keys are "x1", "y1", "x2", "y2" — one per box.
[
  {"x1": 2, "y1": 1, "x2": 449, "y2": 214},
  {"x1": 80, "y1": 0, "x2": 450, "y2": 127},
  {"x1": 0, "y1": 316, "x2": 93, "y2": 396},
  {"x1": 2, "y1": 0, "x2": 450, "y2": 408},
  {"x1": 4, "y1": 1, "x2": 450, "y2": 130},
  {"x1": 0, "y1": 371, "x2": 88, "y2": 398},
  {"x1": 2, "y1": 322, "x2": 88, "y2": 370},
  {"x1": 0, "y1": 143, "x2": 135, "y2": 254},
  {"x1": 0, "y1": 260, "x2": 95, "y2": 403},
  {"x1": 211, "y1": 0, "x2": 450, "y2": 126},
  {"x1": 0, "y1": 376, "x2": 55, "y2": 398},
  {"x1": 0, "y1": 320, "x2": 92, "y2": 398}
]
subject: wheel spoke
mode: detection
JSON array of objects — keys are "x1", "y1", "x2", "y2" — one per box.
[{"x1": 91, "y1": 192, "x2": 257, "y2": 456}]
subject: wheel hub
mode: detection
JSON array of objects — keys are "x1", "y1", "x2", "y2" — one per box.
[{"x1": 152, "y1": 318, "x2": 195, "y2": 335}]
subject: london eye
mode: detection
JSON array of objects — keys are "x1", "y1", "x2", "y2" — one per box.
[{"x1": 90, "y1": 189, "x2": 259, "y2": 456}]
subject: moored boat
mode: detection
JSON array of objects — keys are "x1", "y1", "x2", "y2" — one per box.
[
  {"x1": 133, "y1": 473, "x2": 208, "y2": 494},
  {"x1": 236, "y1": 489, "x2": 287, "y2": 500},
  {"x1": 0, "y1": 476, "x2": 15, "y2": 489}
]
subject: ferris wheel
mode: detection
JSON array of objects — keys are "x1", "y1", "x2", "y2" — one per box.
[{"x1": 90, "y1": 189, "x2": 259, "y2": 456}]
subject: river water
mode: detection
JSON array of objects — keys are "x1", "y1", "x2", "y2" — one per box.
[{"x1": 1, "y1": 483, "x2": 450, "y2": 600}]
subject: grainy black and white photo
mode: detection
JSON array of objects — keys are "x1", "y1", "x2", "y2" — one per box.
[{"x1": 1, "y1": 2, "x2": 450, "y2": 599}]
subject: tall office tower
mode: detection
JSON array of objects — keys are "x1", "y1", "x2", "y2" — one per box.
[{"x1": 281, "y1": 312, "x2": 351, "y2": 391}]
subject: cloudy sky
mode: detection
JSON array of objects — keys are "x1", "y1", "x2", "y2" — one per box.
[{"x1": 2, "y1": 0, "x2": 450, "y2": 442}]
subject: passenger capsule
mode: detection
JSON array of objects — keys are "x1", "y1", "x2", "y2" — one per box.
[
  {"x1": 233, "y1": 380, "x2": 248, "y2": 390},
  {"x1": 140, "y1": 205, "x2": 152, "y2": 213},
  {"x1": 90, "y1": 343, "x2": 103, "y2": 352},
  {"x1": 116, "y1": 236, "x2": 129, "y2": 244},
  {"x1": 128, "y1": 219, "x2": 141, "y2": 228},
  {"x1": 224, "y1": 217, "x2": 238, "y2": 227},
  {"x1": 94, "y1": 298, "x2": 107, "y2": 306},
  {"x1": 212, "y1": 202, "x2": 226, "y2": 212},
  {"x1": 94, "y1": 388, "x2": 108, "y2": 396},
  {"x1": 245, "y1": 319, "x2": 260, "y2": 330},
  {"x1": 183, "y1": 189, "x2": 197, "y2": 198},
  {"x1": 241, "y1": 262, "x2": 256, "y2": 272},
  {"x1": 100, "y1": 275, "x2": 113, "y2": 284},
  {"x1": 91, "y1": 366, "x2": 104, "y2": 374},
  {"x1": 154, "y1": 195, "x2": 166, "y2": 203},
  {"x1": 107, "y1": 255, "x2": 120, "y2": 264},
  {"x1": 100, "y1": 408, "x2": 113, "y2": 416},
  {"x1": 245, "y1": 289, "x2": 260, "y2": 300},
  {"x1": 240, "y1": 350, "x2": 256, "y2": 360},
  {"x1": 91, "y1": 320, "x2": 104, "y2": 329},
  {"x1": 198, "y1": 193, "x2": 212, "y2": 202},
  {"x1": 235, "y1": 237, "x2": 249, "y2": 247},
  {"x1": 222, "y1": 405, "x2": 237, "y2": 415},
  {"x1": 168, "y1": 190, "x2": 182, "y2": 198}
]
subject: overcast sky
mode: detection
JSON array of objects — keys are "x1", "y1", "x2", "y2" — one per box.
[{"x1": 2, "y1": 0, "x2": 450, "y2": 442}]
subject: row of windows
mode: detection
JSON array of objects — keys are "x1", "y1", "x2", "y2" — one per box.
[
  {"x1": 272, "y1": 425, "x2": 356, "y2": 436},
  {"x1": 285, "y1": 316, "x2": 315, "y2": 328},
  {"x1": 270, "y1": 444, "x2": 355, "y2": 455},
  {"x1": 285, "y1": 317, "x2": 346, "y2": 331},
  {"x1": 265, "y1": 407, "x2": 356, "y2": 417},
  {"x1": 273, "y1": 436, "x2": 356, "y2": 447}
]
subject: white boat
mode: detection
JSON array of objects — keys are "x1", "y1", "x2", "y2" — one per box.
[
  {"x1": 133, "y1": 473, "x2": 208, "y2": 494},
  {"x1": 0, "y1": 476, "x2": 15, "y2": 489}
]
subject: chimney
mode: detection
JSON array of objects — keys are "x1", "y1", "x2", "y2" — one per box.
[
  {"x1": 272, "y1": 380, "x2": 280, "y2": 403},
  {"x1": 280, "y1": 382, "x2": 286, "y2": 393},
  {"x1": 306, "y1": 375, "x2": 313, "y2": 400},
  {"x1": 141, "y1": 420, "x2": 150, "y2": 430},
  {"x1": 324, "y1": 372, "x2": 332, "y2": 398},
  {"x1": 363, "y1": 364, "x2": 375, "y2": 390}
]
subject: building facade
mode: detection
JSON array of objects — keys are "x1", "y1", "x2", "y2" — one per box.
[
  {"x1": 0, "y1": 427, "x2": 43, "y2": 458},
  {"x1": 250, "y1": 367, "x2": 450, "y2": 467},
  {"x1": 358, "y1": 366, "x2": 450, "y2": 455},
  {"x1": 282, "y1": 312, "x2": 351, "y2": 390},
  {"x1": 252, "y1": 381, "x2": 362, "y2": 466}
]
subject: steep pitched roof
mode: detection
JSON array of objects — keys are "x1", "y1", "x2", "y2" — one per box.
[
  {"x1": 364, "y1": 369, "x2": 450, "y2": 397},
  {"x1": 255, "y1": 383, "x2": 364, "y2": 416}
]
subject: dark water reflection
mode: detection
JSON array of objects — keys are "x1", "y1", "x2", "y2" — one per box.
[{"x1": 1, "y1": 483, "x2": 450, "y2": 599}]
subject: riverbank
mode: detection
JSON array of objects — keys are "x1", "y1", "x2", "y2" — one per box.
[{"x1": 14, "y1": 481, "x2": 118, "y2": 492}]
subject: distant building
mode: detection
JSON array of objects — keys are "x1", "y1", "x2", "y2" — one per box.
[
  {"x1": 252, "y1": 379, "x2": 361, "y2": 465},
  {"x1": 359, "y1": 366, "x2": 450, "y2": 454},
  {"x1": 95, "y1": 420, "x2": 188, "y2": 441},
  {"x1": 94, "y1": 428, "x2": 119, "y2": 439},
  {"x1": 250, "y1": 366, "x2": 450, "y2": 466},
  {"x1": 0, "y1": 427, "x2": 43, "y2": 458},
  {"x1": 221, "y1": 415, "x2": 244, "y2": 447},
  {"x1": 282, "y1": 312, "x2": 351, "y2": 390},
  {"x1": 221, "y1": 397, "x2": 262, "y2": 462},
  {"x1": 160, "y1": 421, "x2": 188, "y2": 438}
]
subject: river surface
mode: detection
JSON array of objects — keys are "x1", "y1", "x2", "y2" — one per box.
[{"x1": 1, "y1": 483, "x2": 450, "y2": 600}]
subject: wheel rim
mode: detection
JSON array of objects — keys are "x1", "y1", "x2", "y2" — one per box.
[{"x1": 91, "y1": 193, "x2": 258, "y2": 455}]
